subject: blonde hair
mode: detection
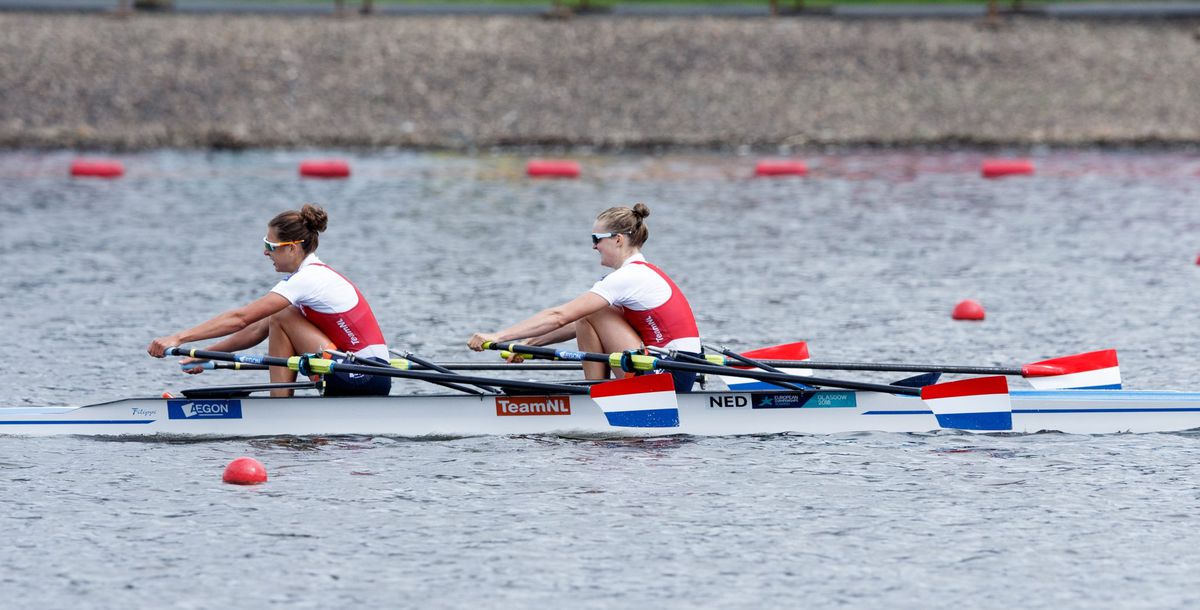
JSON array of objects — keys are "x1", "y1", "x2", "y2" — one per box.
[{"x1": 596, "y1": 203, "x2": 650, "y2": 248}]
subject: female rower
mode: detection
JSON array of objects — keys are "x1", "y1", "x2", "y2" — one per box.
[
  {"x1": 467, "y1": 203, "x2": 702, "y2": 390},
  {"x1": 147, "y1": 203, "x2": 391, "y2": 397}
]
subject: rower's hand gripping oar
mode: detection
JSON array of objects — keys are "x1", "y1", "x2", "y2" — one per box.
[
  {"x1": 163, "y1": 346, "x2": 683, "y2": 429},
  {"x1": 704, "y1": 343, "x2": 1120, "y2": 390}
]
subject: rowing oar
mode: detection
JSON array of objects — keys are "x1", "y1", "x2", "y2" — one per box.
[
  {"x1": 182, "y1": 361, "x2": 268, "y2": 371},
  {"x1": 185, "y1": 359, "x2": 583, "y2": 372},
  {"x1": 185, "y1": 352, "x2": 484, "y2": 395},
  {"x1": 482, "y1": 341, "x2": 922, "y2": 397},
  {"x1": 701, "y1": 343, "x2": 1120, "y2": 390},
  {"x1": 686, "y1": 344, "x2": 811, "y2": 392},
  {"x1": 329, "y1": 349, "x2": 488, "y2": 395},
  {"x1": 382, "y1": 349, "x2": 499, "y2": 394},
  {"x1": 162, "y1": 347, "x2": 590, "y2": 395}
]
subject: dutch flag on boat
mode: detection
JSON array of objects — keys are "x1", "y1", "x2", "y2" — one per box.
[
  {"x1": 718, "y1": 342, "x2": 812, "y2": 391},
  {"x1": 1021, "y1": 349, "x2": 1121, "y2": 390},
  {"x1": 589, "y1": 373, "x2": 680, "y2": 428},
  {"x1": 921, "y1": 376, "x2": 1012, "y2": 431}
]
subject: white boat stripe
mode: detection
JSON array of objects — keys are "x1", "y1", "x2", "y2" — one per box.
[
  {"x1": 923, "y1": 393, "x2": 1011, "y2": 415},
  {"x1": 591, "y1": 390, "x2": 678, "y2": 413},
  {"x1": 1027, "y1": 366, "x2": 1120, "y2": 390}
]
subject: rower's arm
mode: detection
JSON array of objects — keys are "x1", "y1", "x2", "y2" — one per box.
[
  {"x1": 522, "y1": 324, "x2": 577, "y2": 347},
  {"x1": 149, "y1": 293, "x2": 290, "y2": 356},
  {"x1": 203, "y1": 318, "x2": 271, "y2": 353},
  {"x1": 492, "y1": 292, "x2": 609, "y2": 343}
]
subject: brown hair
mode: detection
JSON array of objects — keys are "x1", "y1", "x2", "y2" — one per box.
[
  {"x1": 269, "y1": 203, "x2": 328, "y2": 254},
  {"x1": 596, "y1": 203, "x2": 650, "y2": 248}
]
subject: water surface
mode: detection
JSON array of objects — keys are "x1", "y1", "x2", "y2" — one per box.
[{"x1": 1, "y1": 150, "x2": 1199, "y2": 608}]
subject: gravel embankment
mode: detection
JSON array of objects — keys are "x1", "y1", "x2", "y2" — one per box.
[{"x1": 1, "y1": 13, "x2": 1199, "y2": 149}]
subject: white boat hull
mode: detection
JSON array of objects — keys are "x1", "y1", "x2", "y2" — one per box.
[{"x1": 3, "y1": 389, "x2": 1200, "y2": 437}]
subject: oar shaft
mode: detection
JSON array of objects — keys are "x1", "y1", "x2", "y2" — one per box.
[
  {"x1": 196, "y1": 359, "x2": 580, "y2": 372},
  {"x1": 333, "y1": 349, "x2": 485, "y2": 395},
  {"x1": 756, "y1": 359, "x2": 1022, "y2": 376},
  {"x1": 396, "y1": 351, "x2": 499, "y2": 394},
  {"x1": 166, "y1": 348, "x2": 590, "y2": 395},
  {"x1": 706, "y1": 345, "x2": 808, "y2": 392},
  {"x1": 486, "y1": 342, "x2": 921, "y2": 397}
]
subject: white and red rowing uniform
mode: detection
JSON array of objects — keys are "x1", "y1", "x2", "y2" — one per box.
[
  {"x1": 589, "y1": 253, "x2": 701, "y2": 352},
  {"x1": 270, "y1": 253, "x2": 389, "y2": 361}
]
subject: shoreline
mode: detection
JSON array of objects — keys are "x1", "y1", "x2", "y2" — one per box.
[{"x1": 2, "y1": 13, "x2": 1199, "y2": 151}]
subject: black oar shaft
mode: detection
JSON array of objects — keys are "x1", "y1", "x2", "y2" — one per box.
[
  {"x1": 758, "y1": 360, "x2": 1021, "y2": 376},
  {"x1": 397, "y1": 351, "x2": 499, "y2": 394},
  {"x1": 332, "y1": 349, "x2": 484, "y2": 395},
  {"x1": 488, "y1": 342, "x2": 921, "y2": 397},
  {"x1": 207, "y1": 360, "x2": 581, "y2": 372},
  {"x1": 166, "y1": 348, "x2": 590, "y2": 395},
  {"x1": 707, "y1": 345, "x2": 808, "y2": 392}
]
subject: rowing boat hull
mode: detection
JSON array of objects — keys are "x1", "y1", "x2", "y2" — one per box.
[{"x1": 3, "y1": 389, "x2": 1200, "y2": 437}]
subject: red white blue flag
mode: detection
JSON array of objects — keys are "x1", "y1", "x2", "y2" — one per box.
[{"x1": 590, "y1": 373, "x2": 679, "y2": 428}]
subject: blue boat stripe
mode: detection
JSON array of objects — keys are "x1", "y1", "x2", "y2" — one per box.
[
  {"x1": 0, "y1": 420, "x2": 156, "y2": 425},
  {"x1": 1014, "y1": 407, "x2": 1200, "y2": 414},
  {"x1": 865, "y1": 407, "x2": 1200, "y2": 416}
]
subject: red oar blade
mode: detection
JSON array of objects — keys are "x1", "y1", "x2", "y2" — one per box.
[
  {"x1": 590, "y1": 373, "x2": 679, "y2": 428},
  {"x1": 720, "y1": 342, "x2": 811, "y2": 391},
  {"x1": 740, "y1": 342, "x2": 810, "y2": 362},
  {"x1": 1021, "y1": 349, "x2": 1120, "y2": 390},
  {"x1": 921, "y1": 376, "x2": 1012, "y2": 431}
]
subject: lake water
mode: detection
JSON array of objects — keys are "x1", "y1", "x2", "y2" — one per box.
[{"x1": 1, "y1": 149, "x2": 1199, "y2": 608}]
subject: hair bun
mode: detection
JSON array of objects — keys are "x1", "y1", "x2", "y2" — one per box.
[
  {"x1": 631, "y1": 203, "x2": 650, "y2": 220},
  {"x1": 299, "y1": 203, "x2": 328, "y2": 233}
]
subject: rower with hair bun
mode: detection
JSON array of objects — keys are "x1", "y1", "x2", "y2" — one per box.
[
  {"x1": 468, "y1": 203, "x2": 703, "y2": 391},
  {"x1": 148, "y1": 203, "x2": 391, "y2": 397}
]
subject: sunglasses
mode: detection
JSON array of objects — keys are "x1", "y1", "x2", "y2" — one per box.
[
  {"x1": 263, "y1": 236, "x2": 305, "y2": 252},
  {"x1": 591, "y1": 232, "x2": 624, "y2": 245}
]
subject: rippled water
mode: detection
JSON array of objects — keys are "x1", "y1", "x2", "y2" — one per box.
[{"x1": 2, "y1": 149, "x2": 1200, "y2": 608}]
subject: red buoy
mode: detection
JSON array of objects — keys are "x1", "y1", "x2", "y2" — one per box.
[
  {"x1": 526, "y1": 159, "x2": 580, "y2": 178},
  {"x1": 754, "y1": 160, "x2": 808, "y2": 177},
  {"x1": 70, "y1": 159, "x2": 124, "y2": 178},
  {"x1": 952, "y1": 299, "x2": 986, "y2": 321},
  {"x1": 299, "y1": 160, "x2": 351, "y2": 179},
  {"x1": 222, "y1": 457, "x2": 268, "y2": 485},
  {"x1": 981, "y1": 159, "x2": 1034, "y2": 178}
]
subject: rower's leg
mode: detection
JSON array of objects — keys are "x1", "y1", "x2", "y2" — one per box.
[
  {"x1": 268, "y1": 306, "x2": 334, "y2": 397},
  {"x1": 576, "y1": 306, "x2": 641, "y2": 380}
]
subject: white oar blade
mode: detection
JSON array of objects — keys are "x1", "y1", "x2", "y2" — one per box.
[
  {"x1": 1022, "y1": 349, "x2": 1120, "y2": 390},
  {"x1": 720, "y1": 342, "x2": 811, "y2": 391},
  {"x1": 590, "y1": 373, "x2": 679, "y2": 428},
  {"x1": 921, "y1": 376, "x2": 1012, "y2": 431}
]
